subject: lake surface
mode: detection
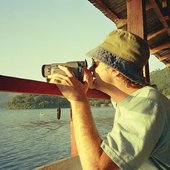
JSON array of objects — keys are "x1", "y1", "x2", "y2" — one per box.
[{"x1": 0, "y1": 107, "x2": 114, "y2": 170}]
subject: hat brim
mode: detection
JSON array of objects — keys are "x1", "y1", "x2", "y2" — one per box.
[{"x1": 86, "y1": 47, "x2": 146, "y2": 85}]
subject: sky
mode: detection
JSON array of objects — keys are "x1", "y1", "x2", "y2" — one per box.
[{"x1": 0, "y1": 0, "x2": 166, "y2": 81}]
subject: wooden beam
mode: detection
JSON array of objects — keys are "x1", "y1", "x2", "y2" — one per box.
[
  {"x1": 161, "y1": 60, "x2": 170, "y2": 67},
  {"x1": 127, "y1": 0, "x2": 150, "y2": 83},
  {"x1": 147, "y1": 28, "x2": 167, "y2": 41},
  {"x1": 0, "y1": 75, "x2": 110, "y2": 99},
  {"x1": 127, "y1": 0, "x2": 147, "y2": 38},
  {"x1": 115, "y1": 19, "x2": 127, "y2": 29},
  {"x1": 158, "y1": 53, "x2": 170, "y2": 61},
  {"x1": 149, "y1": 0, "x2": 170, "y2": 36},
  {"x1": 165, "y1": 63, "x2": 170, "y2": 67},
  {"x1": 115, "y1": 1, "x2": 155, "y2": 29},
  {"x1": 90, "y1": 0, "x2": 119, "y2": 22},
  {"x1": 150, "y1": 42, "x2": 170, "y2": 54}
]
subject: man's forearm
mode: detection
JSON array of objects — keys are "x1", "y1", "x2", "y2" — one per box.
[{"x1": 71, "y1": 100, "x2": 102, "y2": 169}]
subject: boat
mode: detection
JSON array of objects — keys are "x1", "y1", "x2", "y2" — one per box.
[
  {"x1": 33, "y1": 156, "x2": 82, "y2": 170},
  {"x1": 0, "y1": 0, "x2": 170, "y2": 169}
]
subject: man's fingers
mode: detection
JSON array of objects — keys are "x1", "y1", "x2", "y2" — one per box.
[
  {"x1": 58, "y1": 65, "x2": 74, "y2": 77},
  {"x1": 49, "y1": 77, "x2": 63, "y2": 84},
  {"x1": 48, "y1": 72, "x2": 69, "y2": 79},
  {"x1": 47, "y1": 65, "x2": 74, "y2": 80}
]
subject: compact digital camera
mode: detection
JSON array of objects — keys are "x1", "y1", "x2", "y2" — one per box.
[{"x1": 42, "y1": 60, "x2": 87, "y2": 83}]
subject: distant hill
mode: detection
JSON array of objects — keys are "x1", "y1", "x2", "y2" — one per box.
[
  {"x1": 7, "y1": 94, "x2": 69, "y2": 109},
  {"x1": 150, "y1": 67, "x2": 170, "y2": 96},
  {"x1": 0, "y1": 92, "x2": 18, "y2": 108}
]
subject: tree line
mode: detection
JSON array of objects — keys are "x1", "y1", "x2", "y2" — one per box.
[
  {"x1": 150, "y1": 67, "x2": 170, "y2": 96},
  {"x1": 7, "y1": 94, "x2": 110, "y2": 109},
  {"x1": 7, "y1": 94, "x2": 70, "y2": 109}
]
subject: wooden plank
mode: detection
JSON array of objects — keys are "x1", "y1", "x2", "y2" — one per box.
[
  {"x1": 147, "y1": 28, "x2": 167, "y2": 41},
  {"x1": 150, "y1": 42, "x2": 170, "y2": 54},
  {"x1": 33, "y1": 156, "x2": 82, "y2": 170},
  {"x1": 158, "y1": 53, "x2": 170, "y2": 61},
  {"x1": 89, "y1": 0, "x2": 119, "y2": 22},
  {"x1": 127, "y1": 0, "x2": 146, "y2": 39},
  {"x1": 149, "y1": 0, "x2": 170, "y2": 36},
  {"x1": 0, "y1": 75, "x2": 110, "y2": 99},
  {"x1": 115, "y1": 19, "x2": 127, "y2": 29},
  {"x1": 0, "y1": 75, "x2": 61, "y2": 95},
  {"x1": 127, "y1": 0, "x2": 150, "y2": 83},
  {"x1": 165, "y1": 63, "x2": 170, "y2": 67}
]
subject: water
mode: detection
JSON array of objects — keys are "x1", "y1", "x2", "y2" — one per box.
[{"x1": 0, "y1": 107, "x2": 114, "y2": 170}]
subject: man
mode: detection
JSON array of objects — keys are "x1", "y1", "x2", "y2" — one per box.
[{"x1": 49, "y1": 29, "x2": 170, "y2": 170}]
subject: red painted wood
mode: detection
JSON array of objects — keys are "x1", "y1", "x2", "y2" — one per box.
[
  {"x1": 0, "y1": 75, "x2": 109, "y2": 99},
  {"x1": 0, "y1": 75, "x2": 61, "y2": 96}
]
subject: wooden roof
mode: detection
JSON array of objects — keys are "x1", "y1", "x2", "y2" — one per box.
[{"x1": 88, "y1": 0, "x2": 170, "y2": 67}]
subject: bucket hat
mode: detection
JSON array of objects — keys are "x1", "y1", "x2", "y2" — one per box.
[{"x1": 86, "y1": 29, "x2": 150, "y2": 84}]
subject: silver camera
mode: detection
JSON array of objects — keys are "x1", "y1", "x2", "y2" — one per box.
[{"x1": 42, "y1": 60, "x2": 87, "y2": 82}]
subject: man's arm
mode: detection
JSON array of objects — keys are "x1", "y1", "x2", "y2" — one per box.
[
  {"x1": 71, "y1": 100, "x2": 119, "y2": 170},
  {"x1": 49, "y1": 66, "x2": 119, "y2": 169}
]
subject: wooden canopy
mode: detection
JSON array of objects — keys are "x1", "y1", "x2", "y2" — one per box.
[{"x1": 88, "y1": 0, "x2": 170, "y2": 67}]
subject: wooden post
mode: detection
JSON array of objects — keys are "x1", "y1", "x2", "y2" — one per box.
[{"x1": 127, "y1": 0, "x2": 150, "y2": 83}]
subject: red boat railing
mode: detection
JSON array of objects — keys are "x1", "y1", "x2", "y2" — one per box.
[
  {"x1": 0, "y1": 75, "x2": 110, "y2": 156},
  {"x1": 0, "y1": 75, "x2": 109, "y2": 99}
]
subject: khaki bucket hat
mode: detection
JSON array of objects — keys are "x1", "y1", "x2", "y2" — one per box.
[{"x1": 86, "y1": 29, "x2": 150, "y2": 84}]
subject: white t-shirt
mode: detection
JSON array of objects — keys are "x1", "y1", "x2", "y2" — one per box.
[{"x1": 101, "y1": 86, "x2": 170, "y2": 169}]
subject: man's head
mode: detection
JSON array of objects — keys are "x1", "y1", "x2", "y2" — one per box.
[{"x1": 86, "y1": 29, "x2": 150, "y2": 85}]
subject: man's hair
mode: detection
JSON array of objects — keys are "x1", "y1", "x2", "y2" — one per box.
[
  {"x1": 117, "y1": 73, "x2": 147, "y2": 88},
  {"x1": 104, "y1": 64, "x2": 148, "y2": 88}
]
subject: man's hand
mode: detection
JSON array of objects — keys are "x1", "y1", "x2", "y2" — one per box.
[{"x1": 48, "y1": 65, "x2": 92, "y2": 102}]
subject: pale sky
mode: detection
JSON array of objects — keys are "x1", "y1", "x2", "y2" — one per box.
[{"x1": 0, "y1": 0, "x2": 166, "y2": 81}]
